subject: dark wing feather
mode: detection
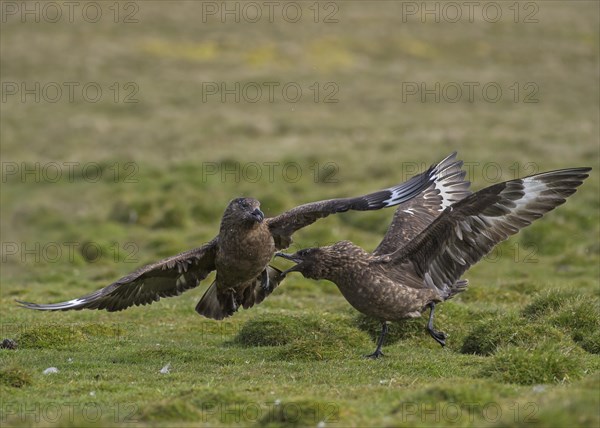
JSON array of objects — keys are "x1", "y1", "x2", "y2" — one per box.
[
  {"x1": 266, "y1": 152, "x2": 457, "y2": 250},
  {"x1": 17, "y1": 238, "x2": 219, "y2": 312},
  {"x1": 379, "y1": 168, "x2": 590, "y2": 299},
  {"x1": 374, "y1": 153, "x2": 471, "y2": 255}
]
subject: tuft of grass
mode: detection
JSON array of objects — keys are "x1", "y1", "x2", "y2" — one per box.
[
  {"x1": 16, "y1": 322, "x2": 124, "y2": 349},
  {"x1": 551, "y1": 297, "x2": 600, "y2": 354},
  {"x1": 522, "y1": 289, "x2": 579, "y2": 319},
  {"x1": 461, "y1": 312, "x2": 565, "y2": 356},
  {"x1": 277, "y1": 331, "x2": 366, "y2": 361},
  {"x1": 235, "y1": 313, "x2": 370, "y2": 361},
  {"x1": 0, "y1": 365, "x2": 32, "y2": 388},
  {"x1": 234, "y1": 313, "x2": 316, "y2": 347},
  {"x1": 576, "y1": 330, "x2": 600, "y2": 355},
  {"x1": 482, "y1": 344, "x2": 586, "y2": 385},
  {"x1": 523, "y1": 291, "x2": 600, "y2": 354}
]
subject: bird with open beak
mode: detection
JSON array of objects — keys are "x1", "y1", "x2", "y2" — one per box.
[{"x1": 276, "y1": 167, "x2": 590, "y2": 358}]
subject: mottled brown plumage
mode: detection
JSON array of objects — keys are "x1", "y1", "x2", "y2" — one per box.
[
  {"x1": 277, "y1": 167, "x2": 591, "y2": 357},
  {"x1": 18, "y1": 153, "x2": 458, "y2": 319}
]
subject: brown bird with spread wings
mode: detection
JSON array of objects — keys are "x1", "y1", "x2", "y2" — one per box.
[
  {"x1": 18, "y1": 153, "x2": 461, "y2": 319},
  {"x1": 276, "y1": 166, "x2": 590, "y2": 357}
]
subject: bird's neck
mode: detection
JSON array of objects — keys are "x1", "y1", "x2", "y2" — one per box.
[
  {"x1": 314, "y1": 245, "x2": 369, "y2": 283},
  {"x1": 219, "y1": 220, "x2": 271, "y2": 250},
  {"x1": 219, "y1": 216, "x2": 259, "y2": 235}
]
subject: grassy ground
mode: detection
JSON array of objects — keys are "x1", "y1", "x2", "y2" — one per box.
[{"x1": 1, "y1": 1, "x2": 599, "y2": 427}]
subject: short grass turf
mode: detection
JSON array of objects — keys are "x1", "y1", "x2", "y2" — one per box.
[{"x1": 1, "y1": 1, "x2": 599, "y2": 427}]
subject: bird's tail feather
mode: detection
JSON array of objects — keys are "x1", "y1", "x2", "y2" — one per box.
[
  {"x1": 195, "y1": 266, "x2": 285, "y2": 320},
  {"x1": 195, "y1": 281, "x2": 228, "y2": 320}
]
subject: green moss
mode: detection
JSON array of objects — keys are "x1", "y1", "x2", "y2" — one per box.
[{"x1": 483, "y1": 344, "x2": 585, "y2": 385}]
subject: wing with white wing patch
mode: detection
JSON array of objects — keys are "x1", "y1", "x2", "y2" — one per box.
[
  {"x1": 380, "y1": 167, "x2": 591, "y2": 299},
  {"x1": 374, "y1": 152, "x2": 471, "y2": 255}
]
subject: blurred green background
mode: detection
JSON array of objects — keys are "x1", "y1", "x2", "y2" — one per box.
[{"x1": 1, "y1": 1, "x2": 599, "y2": 427}]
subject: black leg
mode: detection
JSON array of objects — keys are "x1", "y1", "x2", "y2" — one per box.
[
  {"x1": 426, "y1": 302, "x2": 446, "y2": 347},
  {"x1": 260, "y1": 269, "x2": 271, "y2": 292},
  {"x1": 365, "y1": 321, "x2": 388, "y2": 359}
]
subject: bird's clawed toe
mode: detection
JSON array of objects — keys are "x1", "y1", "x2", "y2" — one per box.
[
  {"x1": 429, "y1": 329, "x2": 447, "y2": 347},
  {"x1": 365, "y1": 350, "x2": 384, "y2": 359}
]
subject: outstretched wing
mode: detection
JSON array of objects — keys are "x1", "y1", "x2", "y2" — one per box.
[
  {"x1": 17, "y1": 238, "x2": 219, "y2": 312},
  {"x1": 378, "y1": 168, "x2": 590, "y2": 299},
  {"x1": 266, "y1": 152, "x2": 457, "y2": 250},
  {"x1": 373, "y1": 152, "x2": 471, "y2": 255}
]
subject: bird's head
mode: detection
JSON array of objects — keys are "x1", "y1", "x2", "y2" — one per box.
[
  {"x1": 225, "y1": 197, "x2": 265, "y2": 225},
  {"x1": 275, "y1": 241, "x2": 355, "y2": 280},
  {"x1": 275, "y1": 247, "x2": 323, "y2": 279}
]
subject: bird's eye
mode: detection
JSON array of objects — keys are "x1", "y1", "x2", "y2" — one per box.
[{"x1": 239, "y1": 200, "x2": 250, "y2": 209}]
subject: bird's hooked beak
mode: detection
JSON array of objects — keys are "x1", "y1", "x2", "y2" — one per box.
[
  {"x1": 274, "y1": 252, "x2": 301, "y2": 275},
  {"x1": 251, "y1": 208, "x2": 265, "y2": 223}
]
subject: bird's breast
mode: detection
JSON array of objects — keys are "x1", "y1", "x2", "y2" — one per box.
[{"x1": 215, "y1": 225, "x2": 275, "y2": 284}]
